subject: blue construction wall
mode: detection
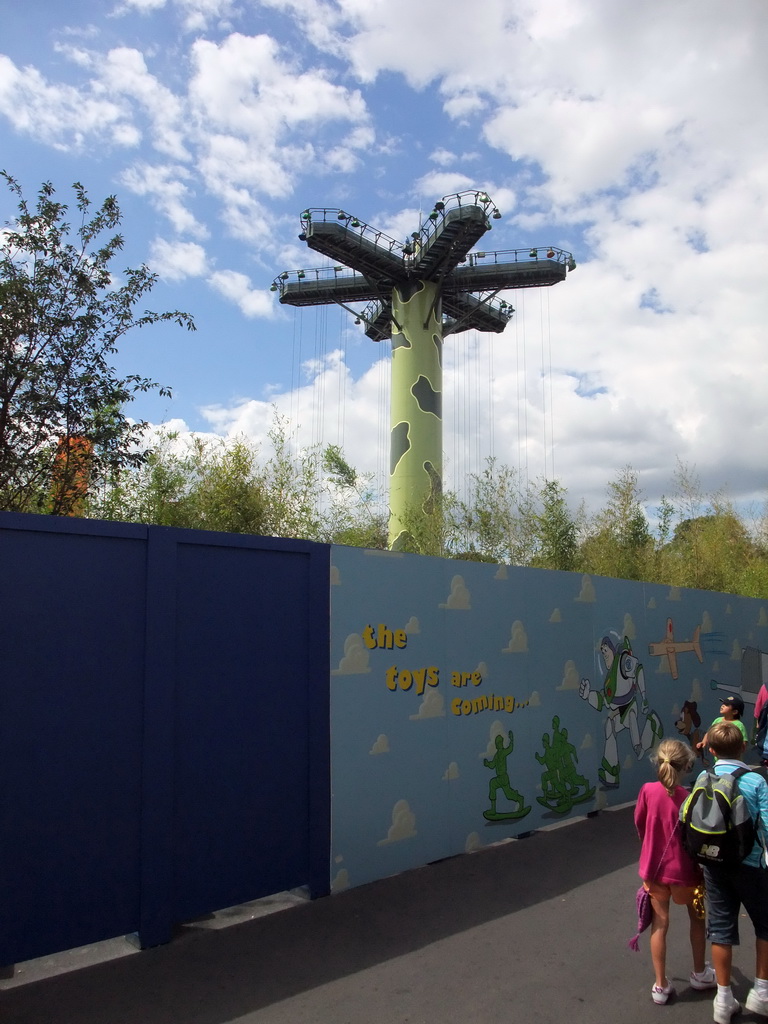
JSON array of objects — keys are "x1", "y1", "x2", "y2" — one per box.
[
  {"x1": 329, "y1": 547, "x2": 768, "y2": 891},
  {"x1": 0, "y1": 513, "x2": 330, "y2": 966},
  {"x1": 3, "y1": 512, "x2": 767, "y2": 962}
]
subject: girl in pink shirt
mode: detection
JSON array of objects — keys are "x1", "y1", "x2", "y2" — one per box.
[{"x1": 635, "y1": 738, "x2": 715, "y2": 1004}]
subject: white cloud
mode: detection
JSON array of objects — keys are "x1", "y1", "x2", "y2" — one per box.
[
  {"x1": 115, "y1": 0, "x2": 167, "y2": 11},
  {"x1": 120, "y1": 163, "x2": 207, "y2": 236},
  {"x1": 188, "y1": 33, "x2": 368, "y2": 139},
  {"x1": 98, "y1": 47, "x2": 190, "y2": 160},
  {"x1": 429, "y1": 148, "x2": 456, "y2": 167},
  {"x1": 0, "y1": 56, "x2": 136, "y2": 150},
  {"x1": 208, "y1": 269, "x2": 275, "y2": 318},
  {"x1": 186, "y1": 31, "x2": 372, "y2": 222},
  {"x1": 412, "y1": 171, "x2": 475, "y2": 201},
  {"x1": 115, "y1": 0, "x2": 236, "y2": 30},
  {"x1": 149, "y1": 237, "x2": 208, "y2": 280},
  {"x1": 3, "y1": 0, "x2": 768, "y2": 518}
]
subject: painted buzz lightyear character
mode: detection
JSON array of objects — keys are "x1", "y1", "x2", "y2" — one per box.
[{"x1": 579, "y1": 634, "x2": 663, "y2": 788}]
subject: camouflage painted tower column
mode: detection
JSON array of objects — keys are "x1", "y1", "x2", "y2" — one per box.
[
  {"x1": 389, "y1": 281, "x2": 442, "y2": 547},
  {"x1": 274, "y1": 191, "x2": 575, "y2": 549}
]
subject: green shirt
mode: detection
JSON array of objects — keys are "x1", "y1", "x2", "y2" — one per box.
[{"x1": 711, "y1": 716, "x2": 749, "y2": 743}]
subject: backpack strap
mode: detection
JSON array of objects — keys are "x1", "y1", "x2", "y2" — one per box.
[{"x1": 729, "y1": 767, "x2": 766, "y2": 864}]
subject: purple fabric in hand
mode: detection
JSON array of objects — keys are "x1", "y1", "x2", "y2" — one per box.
[{"x1": 628, "y1": 885, "x2": 652, "y2": 951}]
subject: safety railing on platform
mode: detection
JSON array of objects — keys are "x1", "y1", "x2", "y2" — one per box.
[
  {"x1": 298, "y1": 208, "x2": 406, "y2": 257},
  {"x1": 465, "y1": 246, "x2": 576, "y2": 270},
  {"x1": 271, "y1": 265, "x2": 368, "y2": 295}
]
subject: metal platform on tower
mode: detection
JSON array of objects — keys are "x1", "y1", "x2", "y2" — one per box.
[
  {"x1": 272, "y1": 189, "x2": 575, "y2": 548},
  {"x1": 273, "y1": 191, "x2": 574, "y2": 342}
]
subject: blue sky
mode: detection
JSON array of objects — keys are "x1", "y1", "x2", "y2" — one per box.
[{"x1": 2, "y1": 0, "x2": 767, "y2": 516}]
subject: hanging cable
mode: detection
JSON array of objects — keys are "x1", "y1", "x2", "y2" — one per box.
[
  {"x1": 315, "y1": 303, "x2": 327, "y2": 450},
  {"x1": 547, "y1": 288, "x2": 555, "y2": 482},
  {"x1": 520, "y1": 289, "x2": 529, "y2": 491},
  {"x1": 540, "y1": 288, "x2": 548, "y2": 481},
  {"x1": 466, "y1": 327, "x2": 473, "y2": 503},
  {"x1": 381, "y1": 346, "x2": 389, "y2": 506},
  {"x1": 291, "y1": 307, "x2": 303, "y2": 446},
  {"x1": 487, "y1": 329, "x2": 495, "y2": 463},
  {"x1": 337, "y1": 304, "x2": 346, "y2": 448},
  {"x1": 474, "y1": 331, "x2": 481, "y2": 483},
  {"x1": 453, "y1": 339, "x2": 459, "y2": 505},
  {"x1": 515, "y1": 289, "x2": 525, "y2": 483}
]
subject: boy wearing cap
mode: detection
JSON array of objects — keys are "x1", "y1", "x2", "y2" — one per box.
[
  {"x1": 697, "y1": 695, "x2": 748, "y2": 753},
  {"x1": 699, "y1": 721, "x2": 768, "y2": 1023}
]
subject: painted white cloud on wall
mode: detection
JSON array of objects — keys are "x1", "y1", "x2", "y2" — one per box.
[
  {"x1": 332, "y1": 633, "x2": 371, "y2": 674},
  {"x1": 409, "y1": 690, "x2": 445, "y2": 720},
  {"x1": 377, "y1": 799, "x2": 417, "y2": 845},
  {"x1": 480, "y1": 720, "x2": 507, "y2": 760},
  {"x1": 369, "y1": 734, "x2": 389, "y2": 755},
  {"x1": 575, "y1": 576, "x2": 596, "y2": 603},
  {"x1": 331, "y1": 867, "x2": 350, "y2": 891},
  {"x1": 465, "y1": 832, "x2": 482, "y2": 853},
  {"x1": 439, "y1": 575, "x2": 471, "y2": 610},
  {"x1": 557, "y1": 660, "x2": 580, "y2": 691},
  {"x1": 502, "y1": 620, "x2": 528, "y2": 653}
]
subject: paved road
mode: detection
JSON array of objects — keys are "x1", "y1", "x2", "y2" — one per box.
[{"x1": 0, "y1": 805, "x2": 761, "y2": 1024}]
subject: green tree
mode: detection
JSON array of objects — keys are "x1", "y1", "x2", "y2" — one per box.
[
  {"x1": 322, "y1": 444, "x2": 388, "y2": 548},
  {"x1": 580, "y1": 466, "x2": 652, "y2": 580},
  {"x1": 666, "y1": 503, "x2": 757, "y2": 593},
  {"x1": 0, "y1": 172, "x2": 194, "y2": 514},
  {"x1": 445, "y1": 458, "x2": 536, "y2": 564},
  {"x1": 91, "y1": 416, "x2": 388, "y2": 545},
  {"x1": 532, "y1": 480, "x2": 580, "y2": 571}
]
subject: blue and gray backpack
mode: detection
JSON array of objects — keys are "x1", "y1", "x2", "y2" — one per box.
[{"x1": 679, "y1": 767, "x2": 757, "y2": 866}]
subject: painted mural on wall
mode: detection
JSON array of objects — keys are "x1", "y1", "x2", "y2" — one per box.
[{"x1": 329, "y1": 546, "x2": 768, "y2": 891}]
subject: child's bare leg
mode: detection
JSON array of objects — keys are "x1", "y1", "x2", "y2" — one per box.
[
  {"x1": 756, "y1": 937, "x2": 768, "y2": 981},
  {"x1": 687, "y1": 903, "x2": 706, "y2": 974},
  {"x1": 650, "y1": 896, "x2": 671, "y2": 988},
  {"x1": 712, "y1": 942, "x2": 733, "y2": 987}
]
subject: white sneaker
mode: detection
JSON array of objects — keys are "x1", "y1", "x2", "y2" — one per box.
[
  {"x1": 652, "y1": 981, "x2": 675, "y2": 1005},
  {"x1": 713, "y1": 990, "x2": 741, "y2": 1024},
  {"x1": 690, "y1": 965, "x2": 717, "y2": 990},
  {"x1": 745, "y1": 988, "x2": 768, "y2": 1016}
]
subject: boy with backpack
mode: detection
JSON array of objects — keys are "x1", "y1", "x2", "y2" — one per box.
[{"x1": 681, "y1": 721, "x2": 768, "y2": 1023}]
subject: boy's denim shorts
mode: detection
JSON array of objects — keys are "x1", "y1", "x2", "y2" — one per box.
[{"x1": 703, "y1": 864, "x2": 768, "y2": 944}]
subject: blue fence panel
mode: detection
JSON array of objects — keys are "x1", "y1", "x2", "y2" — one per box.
[
  {"x1": 170, "y1": 532, "x2": 330, "y2": 924},
  {"x1": 0, "y1": 513, "x2": 331, "y2": 965},
  {"x1": 0, "y1": 515, "x2": 147, "y2": 964}
]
